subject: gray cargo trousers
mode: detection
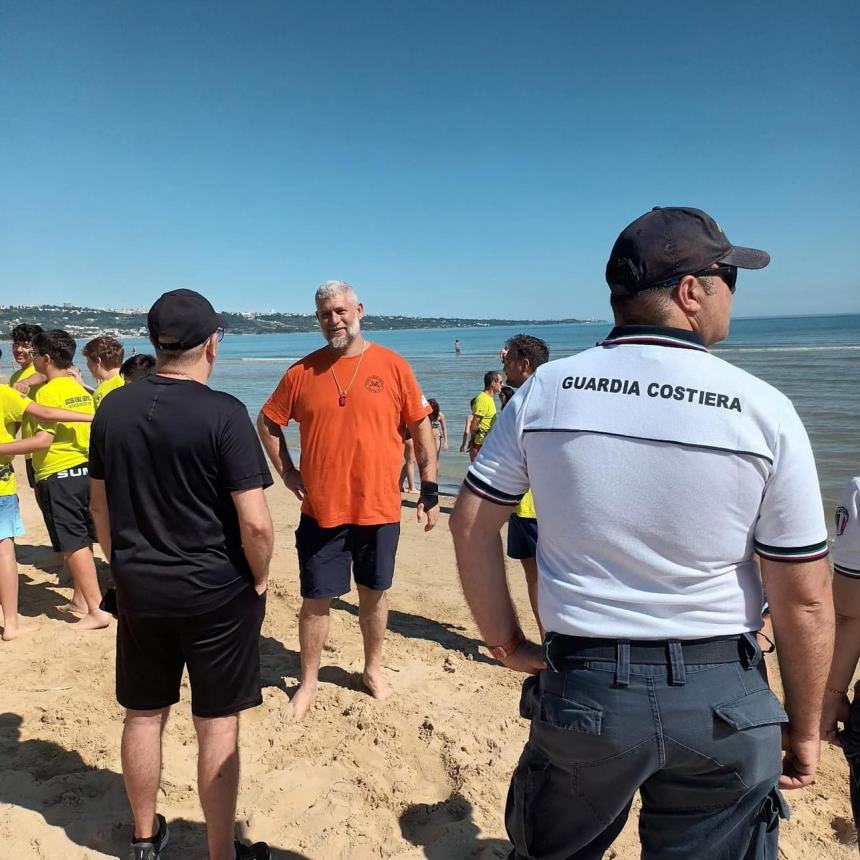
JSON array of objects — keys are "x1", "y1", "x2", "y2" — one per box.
[{"x1": 506, "y1": 633, "x2": 789, "y2": 860}]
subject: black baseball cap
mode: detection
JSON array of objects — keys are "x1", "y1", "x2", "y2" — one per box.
[
  {"x1": 606, "y1": 207, "x2": 770, "y2": 296},
  {"x1": 147, "y1": 289, "x2": 228, "y2": 351}
]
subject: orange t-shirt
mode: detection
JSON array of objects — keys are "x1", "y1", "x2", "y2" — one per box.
[{"x1": 261, "y1": 343, "x2": 431, "y2": 527}]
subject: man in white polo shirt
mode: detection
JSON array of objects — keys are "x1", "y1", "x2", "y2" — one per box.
[
  {"x1": 450, "y1": 206, "x2": 834, "y2": 859},
  {"x1": 821, "y1": 476, "x2": 860, "y2": 829}
]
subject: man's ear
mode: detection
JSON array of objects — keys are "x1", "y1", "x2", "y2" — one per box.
[{"x1": 674, "y1": 275, "x2": 705, "y2": 316}]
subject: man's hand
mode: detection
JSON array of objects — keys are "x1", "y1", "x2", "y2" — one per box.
[
  {"x1": 283, "y1": 467, "x2": 306, "y2": 501},
  {"x1": 821, "y1": 690, "x2": 850, "y2": 745},
  {"x1": 499, "y1": 641, "x2": 546, "y2": 674},
  {"x1": 12, "y1": 379, "x2": 31, "y2": 394},
  {"x1": 254, "y1": 578, "x2": 269, "y2": 597},
  {"x1": 417, "y1": 480, "x2": 439, "y2": 532},
  {"x1": 416, "y1": 500, "x2": 438, "y2": 532},
  {"x1": 779, "y1": 728, "x2": 819, "y2": 790}
]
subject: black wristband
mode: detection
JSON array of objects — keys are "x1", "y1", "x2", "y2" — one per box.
[{"x1": 418, "y1": 481, "x2": 439, "y2": 510}]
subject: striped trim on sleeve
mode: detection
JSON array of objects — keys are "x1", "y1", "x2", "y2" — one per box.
[
  {"x1": 463, "y1": 471, "x2": 525, "y2": 507},
  {"x1": 834, "y1": 562, "x2": 860, "y2": 579},
  {"x1": 754, "y1": 540, "x2": 829, "y2": 563}
]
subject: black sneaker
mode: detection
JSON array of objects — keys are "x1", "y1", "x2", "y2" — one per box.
[
  {"x1": 235, "y1": 840, "x2": 271, "y2": 859},
  {"x1": 129, "y1": 814, "x2": 169, "y2": 860}
]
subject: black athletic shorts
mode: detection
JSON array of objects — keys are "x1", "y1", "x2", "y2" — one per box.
[
  {"x1": 37, "y1": 464, "x2": 96, "y2": 553},
  {"x1": 507, "y1": 514, "x2": 538, "y2": 560},
  {"x1": 295, "y1": 513, "x2": 400, "y2": 599},
  {"x1": 116, "y1": 587, "x2": 266, "y2": 718}
]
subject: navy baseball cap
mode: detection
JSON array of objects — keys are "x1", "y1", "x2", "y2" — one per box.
[
  {"x1": 147, "y1": 289, "x2": 228, "y2": 351},
  {"x1": 606, "y1": 207, "x2": 770, "y2": 296}
]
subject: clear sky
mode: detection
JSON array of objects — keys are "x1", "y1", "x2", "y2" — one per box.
[{"x1": 2, "y1": 1, "x2": 858, "y2": 320}]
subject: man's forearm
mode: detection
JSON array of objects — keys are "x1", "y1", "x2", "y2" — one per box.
[
  {"x1": 241, "y1": 524, "x2": 273, "y2": 585},
  {"x1": 825, "y1": 576, "x2": 860, "y2": 693},
  {"x1": 454, "y1": 530, "x2": 520, "y2": 644},
  {"x1": 0, "y1": 436, "x2": 51, "y2": 456},
  {"x1": 91, "y1": 507, "x2": 112, "y2": 561},
  {"x1": 410, "y1": 418, "x2": 438, "y2": 483},
  {"x1": 468, "y1": 415, "x2": 481, "y2": 441},
  {"x1": 256, "y1": 412, "x2": 296, "y2": 477},
  {"x1": 450, "y1": 494, "x2": 521, "y2": 644},
  {"x1": 827, "y1": 615, "x2": 860, "y2": 692},
  {"x1": 89, "y1": 480, "x2": 112, "y2": 561},
  {"x1": 769, "y1": 564, "x2": 835, "y2": 738}
]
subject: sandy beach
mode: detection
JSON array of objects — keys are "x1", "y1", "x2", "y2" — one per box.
[{"x1": 0, "y1": 455, "x2": 856, "y2": 859}]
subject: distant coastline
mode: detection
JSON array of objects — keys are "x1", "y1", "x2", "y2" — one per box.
[{"x1": 0, "y1": 304, "x2": 606, "y2": 340}]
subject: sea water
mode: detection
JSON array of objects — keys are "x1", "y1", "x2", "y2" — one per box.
[{"x1": 111, "y1": 314, "x2": 860, "y2": 528}]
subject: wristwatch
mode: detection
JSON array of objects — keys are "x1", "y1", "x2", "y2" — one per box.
[{"x1": 487, "y1": 629, "x2": 525, "y2": 660}]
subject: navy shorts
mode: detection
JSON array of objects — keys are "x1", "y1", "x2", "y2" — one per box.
[
  {"x1": 295, "y1": 514, "x2": 400, "y2": 599},
  {"x1": 116, "y1": 587, "x2": 265, "y2": 718},
  {"x1": 507, "y1": 514, "x2": 538, "y2": 560}
]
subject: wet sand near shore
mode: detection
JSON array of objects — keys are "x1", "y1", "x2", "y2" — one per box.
[{"x1": 0, "y1": 454, "x2": 856, "y2": 858}]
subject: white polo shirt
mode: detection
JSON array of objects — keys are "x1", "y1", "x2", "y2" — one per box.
[
  {"x1": 832, "y1": 477, "x2": 860, "y2": 578},
  {"x1": 465, "y1": 325, "x2": 828, "y2": 640}
]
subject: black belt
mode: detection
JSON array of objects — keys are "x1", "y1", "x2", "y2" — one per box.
[{"x1": 545, "y1": 633, "x2": 751, "y2": 666}]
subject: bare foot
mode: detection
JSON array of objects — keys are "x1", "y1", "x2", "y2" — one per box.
[
  {"x1": 57, "y1": 602, "x2": 87, "y2": 616},
  {"x1": 362, "y1": 670, "x2": 393, "y2": 701},
  {"x1": 73, "y1": 609, "x2": 112, "y2": 631},
  {"x1": 288, "y1": 682, "x2": 318, "y2": 721},
  {"x1": 2, "y1": 624, "x2": 33, "y2": 642}
]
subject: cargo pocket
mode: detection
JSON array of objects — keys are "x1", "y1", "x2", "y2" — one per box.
[
  {"x1": 714, "y1": 688, "x2": 788, "y2": 731},
  {"x1": 505, "y1": 757, "x2": 550, "y2": 859},
  {"x1": 541, "y1": 691, "x2": 603, "y2": 735},
  {"x1": 712, "y1": 689, "x2": 787, "y2": 789},
  {"x1": 743, "y1": 787, "x2": 789, "y2": 860}
]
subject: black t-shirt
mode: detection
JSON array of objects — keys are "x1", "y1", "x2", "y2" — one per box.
[{"x1": 89, "y1": 376, "x2": 273, "y2": 617}]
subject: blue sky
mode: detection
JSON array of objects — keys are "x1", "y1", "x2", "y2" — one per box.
[{"x1": 2, "y1": 1, "x2": 858, "y2": 320}]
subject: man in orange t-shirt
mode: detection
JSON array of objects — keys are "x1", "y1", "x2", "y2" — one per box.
[{"x1": 258, "y1": 279, "x2": 438, "y2": 720}]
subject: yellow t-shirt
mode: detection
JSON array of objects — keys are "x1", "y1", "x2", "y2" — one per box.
[
  {"x1": 0, "y1": 386, "x2": 32, "y2": 496},
  {"x1": 93, "y1": 373, "x2": 124, "y2": 410},
  {"x1": 9, "y1": 363, "x2": 37, "y2": 388},
  {"x1": 472, "y1": 391, "x2": 497, "y2": 446},
  {"x1": 13, "y1": 364, "x2": 42, "y2": 460},
  {"x1": 515, "y1": 489, "x2": 536, "y2": 519},
  {"x1": 31, "y1": 377, "x2": 94, "y2": 482}
]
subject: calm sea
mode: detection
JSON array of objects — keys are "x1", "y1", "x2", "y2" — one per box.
[{"x1": 37, "y1": 315, "x2": 860, "y2": 530}]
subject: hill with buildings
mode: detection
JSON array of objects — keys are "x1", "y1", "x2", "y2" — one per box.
[{"x1": 0, "y1": 304, "x2": 600, "y2": 339}]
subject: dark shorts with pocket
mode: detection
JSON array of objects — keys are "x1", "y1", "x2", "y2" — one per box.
[
  {"x1": 507, "y1": 514, "x2": 538, "y2": 560},
  {"x1": 295, "y1": 513, "x2": 400, "y2": 599},
  {"x1": 37, "y1": 464, "x2": 96, "y2": 553},
  {"x1": 116, "y1": 587, "x2": 266, "y2": 718}
]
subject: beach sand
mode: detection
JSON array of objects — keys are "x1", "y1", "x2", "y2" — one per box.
[{"x1": 0, "y1": 454, "x2": 856, "y2": 859}]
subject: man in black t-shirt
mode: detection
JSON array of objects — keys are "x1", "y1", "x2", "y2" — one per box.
[{"x1": 89, "y1": 289, "x2": 275, "y2": 860}]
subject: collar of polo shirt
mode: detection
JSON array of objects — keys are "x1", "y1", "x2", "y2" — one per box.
[{"x1": 600, "y1": 325, "x2": 709, "y2": 353}]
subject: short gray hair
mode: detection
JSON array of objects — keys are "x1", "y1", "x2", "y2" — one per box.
[
  {"x1": 610, "y1": 276, "x2": 717, "y2": 325},
  {"x1": 315, "y1": 280, "x2": 359, "y2": 306}
]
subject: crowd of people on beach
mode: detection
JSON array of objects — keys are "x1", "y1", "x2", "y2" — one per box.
[{"x1": 1, "y1": 207, "x2": 860, "y2": 860}]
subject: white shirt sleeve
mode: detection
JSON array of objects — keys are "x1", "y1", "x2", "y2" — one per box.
[
  {"x1": 753, "y1": 399, "x2": 828, "y2": 562},
  {"x1": 463, "y1": 376, "x2": 533, "y2": 505},
  {"x1": 832, "y1": 477, "x2": 860, "y2": 577}
]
